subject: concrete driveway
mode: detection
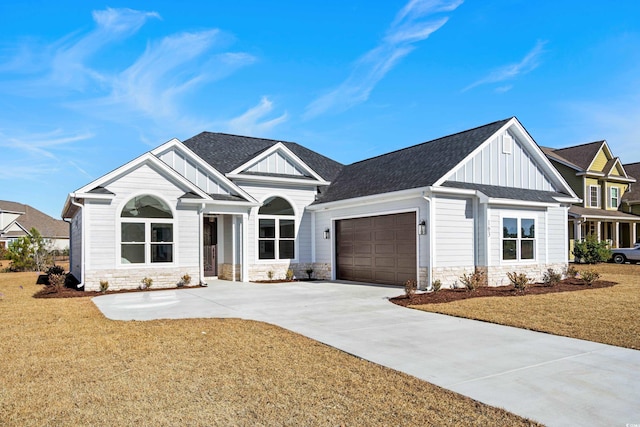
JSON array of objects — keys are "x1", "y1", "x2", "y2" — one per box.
[{"x1": 93, "y1": 280, "x2": 640, "y2": 427}]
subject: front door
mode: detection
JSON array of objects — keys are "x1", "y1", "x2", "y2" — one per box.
[{"x1": 203, "y1": 216, "x2": 217, "y2": 276}]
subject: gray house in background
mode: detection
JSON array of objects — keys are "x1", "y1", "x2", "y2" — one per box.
[
  {"x1": 62, "y1": 117, "x2": 579, "y2": 291},
  {"x1": 0, "y1": 200, "x2": 69, "y2": 251}
]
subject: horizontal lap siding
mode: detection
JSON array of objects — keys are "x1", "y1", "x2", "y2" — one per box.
[
  {"x1": 547, "y1": 206, "x2": 568, "y2": 263},
  {"x1": 434, "y1": 197, "x2": 475, "y2": 267}
]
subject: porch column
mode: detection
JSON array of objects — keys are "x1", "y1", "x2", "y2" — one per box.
[
  {"x1": 574, "y1": 220, "x2": 582, "y2": 241},
  {"x1": 615, "y1": 222, "x2": 620, "y2": 248},
  {"x1": 633, "y1": 223, "x2": 638, "y2": 245},
  {"x1": 596, "y1": 221, "x2": 601, "y2": 240},
  {"x1": 241, "y1": 212, "x2": 248, "y2": 282}
]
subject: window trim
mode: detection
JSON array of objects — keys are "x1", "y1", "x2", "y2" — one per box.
[
  {"x1": 118, "y1": 194, "x2": 175, "y2": 267},
  {"x1": 609, "y1": 186, "x2": 619, "y2": 209},
  {"x1": 257, "y1": 196, "x2": 297, "y2": 262},
  {"x1": 501, "y1": 216, "x2": 536, "y2": 263},
  {"x1": 588, "y1": 185, "x2": 600, "y2": 208}
]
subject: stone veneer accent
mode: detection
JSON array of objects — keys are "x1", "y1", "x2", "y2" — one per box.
[
  {"x1": 432, "y1": 263, "x2": 567, "y2": 289},
  {"x1": 84, "y1": 267, "x2": 200, "y2": 291},
  {"x1": 247, "y1": 263, "x2": 332, "y2": 281},
  {"x1": 219, "y1": 264, "x2": 241, "y2": 281}
]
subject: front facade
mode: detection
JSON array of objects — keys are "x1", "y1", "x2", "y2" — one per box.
[
  {"x1": 543, "y1": 142, "x2": 640, "y2": 256},
  {"x1": 63, "y1": 117, "x2": 579, "y2": 291}
]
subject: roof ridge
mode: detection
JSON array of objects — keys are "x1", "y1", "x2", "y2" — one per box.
[
  {"x1": 346, "y1": 117, "x2": 512, "y2": 166},
  {"x1": 202, "y1": 131, "x2": 288, "y2": 145},
  {"x1": 553, "y1": 140, "x2": 605, "y2": 152}
]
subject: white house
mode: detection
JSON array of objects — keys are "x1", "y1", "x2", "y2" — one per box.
[{"x1": 62, "y1": 117, "x2": 580, "y2": 291}]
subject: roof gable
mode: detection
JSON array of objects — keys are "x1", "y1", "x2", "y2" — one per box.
[
  {"x1": 182, "y1": 132, "x2": 343, "y2": 182},
  {"x1": 314, "y1": 118, "x2": 512, "y2": 204},
  {"x1": 0, "y1": 200, "x2": 69, "y2": 238},
  {"x1": 622, "y1": 162, "x2": 640, "y2": 203}
]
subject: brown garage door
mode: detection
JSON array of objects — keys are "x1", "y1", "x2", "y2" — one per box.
[{"x1": 336, "y1": 212, "x2": 416, "y2": 286}]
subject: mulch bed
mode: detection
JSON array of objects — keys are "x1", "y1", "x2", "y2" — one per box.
[
  {"x1": 33, "y1": 284, "x2": 203, "y2": 299},
  {"x1": 390, "y1": 278, "x2": 617, "y2": 306}
]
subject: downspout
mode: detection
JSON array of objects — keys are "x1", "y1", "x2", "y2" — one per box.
[
  {"x1": 422, "y1": 193, "x2": 433, "y2": 291},
  {"x1": 62, "y1": 197, "x2": 84, "y2": 289}
]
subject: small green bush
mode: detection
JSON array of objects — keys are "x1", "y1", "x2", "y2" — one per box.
[
  {"x1": 506, "y1": 271, "x2": 532, "y2": 293},
  {"x1": 404, "y1": 279, "x2": 417, "y2": 298},
  {"x1": 573, "y1": 234, "x2": 611, "y2": 264},
  {"x1": 542, "y1": 268, "x2": 562, "y2": 287},
  {"x1": 459, "y1": 268, "x2": 487, "y2": 291},
  {"x1": 99, "y1": 280, "x2": 109, "y2": 293},
  {"x1": 580, "y1": 269, "x2": 600, "y2": 286},
  {"x1": 431, "y1": 279, "x2": 442, "y2": 292},
  {"x1": 285, "y1": 269, "x2": 294, "y2": 280}
]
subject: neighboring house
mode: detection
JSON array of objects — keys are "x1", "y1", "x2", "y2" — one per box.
[
  {"x1": 62, "y1": 117, "x2": 579, "y2": 291},
  {"x1": 542, "y1": 142, "x2": 640, "y2": 256},
  {"x1": 0, "y1": 200, "x2": 70, "y2": 251},
  {"x1": 621, "y1": 162, "x2": 640, "y2": 220}
]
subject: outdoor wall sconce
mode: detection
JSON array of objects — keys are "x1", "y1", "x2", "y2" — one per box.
[
  {"x1": 323, "y1": 228, "x2": 330, "y2": 239},
  {"x1": 418, "y1": 220, "x2": 427, "y2": 235}
]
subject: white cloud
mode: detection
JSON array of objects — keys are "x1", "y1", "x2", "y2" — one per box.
[
  {"x1": 463, "y1": 40, "x2": 547, "y2": 92},
  {"x1": 0, "y1": 129, "x2": 94, "y2": 160},
  {"x1": 305, "y1": 0, "x2": 463, "y2": 118},
  {"x1": 225, "y1": 97, "x2": 288, "y2": 136}
]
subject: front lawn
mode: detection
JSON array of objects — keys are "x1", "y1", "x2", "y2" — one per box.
[
  {"x1": 410, "y1": 263, "x2": 640, "y2": 350},
  {"x1": 0, "y1": 272, "x2": 537, "y2": 426}
]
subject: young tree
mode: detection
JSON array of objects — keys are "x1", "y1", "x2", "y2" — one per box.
[{"x1": 6, "y1": 227, "x2": 52, "y2": 271}]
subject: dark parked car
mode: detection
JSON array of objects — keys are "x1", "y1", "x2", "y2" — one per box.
[{"x1": 610, "y1": 243, "x2": 640, "y2": 264}]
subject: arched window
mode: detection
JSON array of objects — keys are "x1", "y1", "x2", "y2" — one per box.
[
  {"x1": 258, "y1": 196, "x2": 295, "y2": 260},
  {"x1": 120, "y1": 195, "x2": 174, "y2": 264}
]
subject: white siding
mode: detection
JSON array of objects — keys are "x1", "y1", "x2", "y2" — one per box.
[
  {"x1": 85, "y1": 163, "x2": 200, "y2": 273},
  {"x1": 547, "y1": 206, "x2": 568, "y2": 263},
  {"x1": 246, "y1": 151, "x2": 306, "y2": 176},
  {"x1": 158, "y1": 148, "x2": 233, "y2": 195},
  {"x1": 70, "y1": 210, "x2": 82, "y2": 280},
  {"x1": 238, "y1": 181, "x2": 317, "y2": 264},
  {"x1": 449, "y1": 130, "x2": 554, "y2": 191},
  {"x1": 313, "y1": 197, "x2": 429, "y2": 268},
  {"x1": 487, "y1": 206, "x2": 547, "y2": 266},
  {"x1": 434, "y1": 196, "x2": 475, "y2": 267}
]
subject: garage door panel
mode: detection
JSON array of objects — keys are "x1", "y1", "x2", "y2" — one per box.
[{"x1": 336, "y1": 212, "x2": 416, "y2": 286}]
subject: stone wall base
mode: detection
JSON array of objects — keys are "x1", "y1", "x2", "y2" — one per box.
[
  {"x1": 247, "y1": 262, "x2": 331, "y2": 281},
  {"x1": 84, "y1": 266, "x2": 200, "y2": 291},
  {"x1": 432, "y1": 263, "x2": 568, "y2": 289},
  {"x1": 218, "y1": 264, "x2": 241, "y2": 281}
]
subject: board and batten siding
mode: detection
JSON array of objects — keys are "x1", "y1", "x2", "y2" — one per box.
[
  {"x1": 313, "y1": 197, "x2": 428, "y2": 267},
  {"x1": 157, "y1": 147, "x2": 234, "y2": 196},
  {"x1": 434, "y1": 196, "x2": 475, "y2": 268},
  {"x1": 448, "y1": 131, "x2": 554, "y2": 191},
  {"x1": 238, "y1": 181, "x2": 317, "y2": 264},
  {"x1": 245, "y1": 151, "x2": 306, "y2": 176},
  {"x1": 87, "y1": 163, "x2": 200, "y2": 270}
]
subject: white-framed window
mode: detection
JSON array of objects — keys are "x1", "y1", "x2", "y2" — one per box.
[
  {"x1": 120, "y1": 195, "x2": 173, "y2": 264},
  {"x1": 588, "y1": 185, "x2": 600, "y2": 208},
  {"x1": 258, "y1": 196, "x2": 295, "y2": 260},
  {"x1": 502, "y1": 217, "x2": 535, "y2": 261},
  {"x1": 609, "y1": 186, "x2": 619, "y2": 208}
]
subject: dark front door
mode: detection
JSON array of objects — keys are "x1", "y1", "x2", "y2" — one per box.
[
  {"x1": 203, "y1": 216, "x2": 217, "y2": 276},
  {"x1": 336, "y1": 212, "x2": 416, "y2": 286}
]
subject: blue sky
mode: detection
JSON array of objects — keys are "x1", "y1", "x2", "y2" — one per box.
[{"x1": 1, "y1": 0, "x2": 640, "y2": 218}]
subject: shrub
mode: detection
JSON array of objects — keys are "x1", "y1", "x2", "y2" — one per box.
[
  {"x1": 404, "y1": 279, "x2": 417, "y2": 298},
  {"x1": 305, "y1": 268, "x2": 314, "y2": 280},
  {"x1": 459, "y1": 268, "x2": 487, "y2": 291},
  {"x1": 564, "y1": 264, "x2": 578, "y2": 279},
  {"x1": 285, "y1": 269, "x2": 294, "y2": 280},
  {"x1": 573, "y1": 234, "x2": 611, "y2": 264},
  {"x1": 48, "y1": 273, "x2": 66, "y2": 292},
  {"x1": 99, "y1": 280, "x2": 109, "y2": 293},
  {"x1": 46, "y1": 265, "x2": 65, "y2": 276},
  {"x1": 580, "y1": 269, "x2": 600, "y2": 286},
  {"x1": 267, "y1": 270, "x2": 274, "y2": 280},
  {"x1": 140, "y1": 277, "x2": 153, "y2": 289},
  {"x1": 507, "y1": 271, "x2": 532, "y2": 293},
  {"x1": 180, "y1": 273, "x2": 191, "y2": 287},
  {"x1": 431, "y1": 279, "x2": 442, "y2": 292},
  {"x1": 542, "y1": 268, "x2": 562, "y2": 287}
]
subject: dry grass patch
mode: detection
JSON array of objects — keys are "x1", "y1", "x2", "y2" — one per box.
[
  {"x1": 0, "y1": 273, "x2": 537, "y2": 426},
  {"x1": 411, "y1": 263, "x2": 640, "y2": 350}
]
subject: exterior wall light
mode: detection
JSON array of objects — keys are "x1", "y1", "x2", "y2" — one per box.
[
  {"x1": 323, "y1": 228, "x2": 330, "y2": 239},
  {"x1": 418, "y1": 220, "x2": 427, "y2": 235}
]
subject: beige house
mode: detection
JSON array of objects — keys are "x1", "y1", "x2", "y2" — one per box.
[
  {"x1": 0, "y1": 200, "x2": 69, "y2": 251},
  {"x1": 543, "y1": 141, "x2": 640, "y2": 257}
]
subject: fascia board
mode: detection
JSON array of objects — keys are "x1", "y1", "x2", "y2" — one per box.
[
  {"x1": 178, "y1": 198, "x2": 259, "y2": 207},
  {"x1": 152, "y1": 139, "x2": 257, "y2": 203},
  {"x1": 488, "y1": 199, "x2": 558, "y2": 208},
  {"x1": 307, "y1": 187, "x2": 426, "y2": 211},
  {"x1": 228, "y1": 142, "x2": 327, "y2": 182}
]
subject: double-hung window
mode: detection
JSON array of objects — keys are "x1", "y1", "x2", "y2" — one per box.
[
  {"x1": 258, "y1": 196, "x2": 295, "y2": 260},
  {"x1": 120, "y1": 195, "x2": 173, "y2": 264},
  {"x1": 610, "y1": 187, "x2": 619, "y2": 209},
  {"x1": 588, "y1": 185, "x2": 600, "y2": 208},
  {"x1": 502, "y1": 217, "x2": 535, "y2": 261}
]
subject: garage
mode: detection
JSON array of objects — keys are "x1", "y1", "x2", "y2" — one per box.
[{"x1": 335, "y1": 212, "x2": 416, "y2": 286}]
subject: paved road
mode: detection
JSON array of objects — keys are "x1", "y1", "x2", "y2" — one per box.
[{"x1": 94, "y1": 280, "x2": 640, "y2": 427}]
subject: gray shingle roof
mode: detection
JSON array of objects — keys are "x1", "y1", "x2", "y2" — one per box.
[
  {"x1": 314, "y1": 118, "x2": 511, "y2": 204},
  {"x1": 550, "y1": 141, "x2": 604, "y2": 171},
  {"x1": 182, "y1": 132, "x2": 344, "y2": 182},
  {"x1": 0, "y1": 200, "x2": 69, "y2": 238},
  {"x1": 622, "y1": 162, "x2": 640, "y2": 203},
  {"x1": 443, "y1": 182, "x2": 570, "y2": 203},
  {"x1": 569, "y1": 205, "x2": 640, "y2": 220}
]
